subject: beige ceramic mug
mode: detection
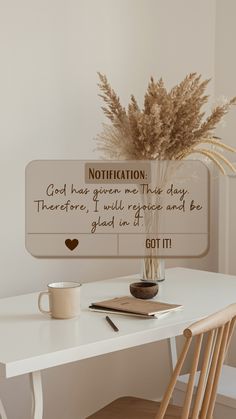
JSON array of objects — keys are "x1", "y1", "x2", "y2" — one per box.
[{"x1": 38, "y1": 282, "x2": 81, "y2": 319}]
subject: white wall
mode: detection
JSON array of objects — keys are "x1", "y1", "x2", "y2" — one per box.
[
  {"x1": 0, "y1": 1, "x2": 217, "y2": 418},
  {"x1": 215, "y1": 0, "x2": 236, "y2": 150},
  {"x1": 215, "y1": 0, "x2": 236, "y2": 366}
]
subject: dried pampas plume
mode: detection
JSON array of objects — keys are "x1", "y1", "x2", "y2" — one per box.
[{"x1": 96, "y1": 72, "x2": 236, "y2": 174}]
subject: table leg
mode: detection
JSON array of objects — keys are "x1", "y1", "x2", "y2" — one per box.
[
  {"x1": 0, "y1": 398, "x2": 7, "y2": 419},
  {"x1": 30, "y1": 371, "x2": 43, "y2": 419},
  {"x1": 169, "y1": 337, "x2": 179, "y2": 405},
  {"x1": 169, "y1": 337, "x2": 178, "y2": 371}
]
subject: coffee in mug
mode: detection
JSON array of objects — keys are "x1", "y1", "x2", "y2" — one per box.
[{"x1": 38, "y1": 282, "x2": 81, "y2": 319}]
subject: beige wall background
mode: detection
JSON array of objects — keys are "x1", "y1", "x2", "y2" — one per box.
[
  {"x1": 0, "y1": 0, "x2": 235, "y2": 418},
  {"x1": 215, "y1": 0, "x2": 236, "y2": 364}
]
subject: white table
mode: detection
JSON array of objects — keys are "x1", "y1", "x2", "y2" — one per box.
[{"x1": 1, "y1": 267, "x2": 236, "y2": 419}]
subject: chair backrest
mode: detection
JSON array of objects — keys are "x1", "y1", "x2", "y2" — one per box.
[{"x1": 155, "y1": 304, "x2": 236, "y2": 419}]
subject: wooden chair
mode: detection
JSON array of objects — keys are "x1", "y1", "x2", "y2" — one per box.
[{"x1": 86, "y1": 304, "x2": 236, "y2": 419}]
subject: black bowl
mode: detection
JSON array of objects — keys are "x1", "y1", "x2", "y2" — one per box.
[{"x1": 130, "y1": 281, "x2": 159, "y2": 299}]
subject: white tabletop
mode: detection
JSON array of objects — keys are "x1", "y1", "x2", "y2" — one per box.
[{"x1": 0, "y1": 267, "x2": 236, "y2": 379}]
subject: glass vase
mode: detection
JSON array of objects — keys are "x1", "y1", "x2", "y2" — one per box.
[{"x1": 141, "y1": 258, "x2": 165, "y2": 283}]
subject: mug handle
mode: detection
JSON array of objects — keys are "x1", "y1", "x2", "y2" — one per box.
[{"x1": 38, "y1": 291, "x2": 51, "y2": 315}]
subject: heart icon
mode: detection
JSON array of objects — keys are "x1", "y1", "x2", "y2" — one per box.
[{"x1": 65, "y1": 239, "x2": 79, "y2": 251}]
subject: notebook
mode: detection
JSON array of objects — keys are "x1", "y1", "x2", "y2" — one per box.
[{"x1": 89, "y1": 296, "x2": 183, "y2": 318}]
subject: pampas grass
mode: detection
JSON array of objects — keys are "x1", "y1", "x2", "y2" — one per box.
[{"x1": 97, "y1": 72, "x2": 236, "y2": 173}]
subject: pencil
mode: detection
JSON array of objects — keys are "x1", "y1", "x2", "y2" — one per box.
[{"x1": 105, "y1": 315, "x2": 119, "y2": 332}]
